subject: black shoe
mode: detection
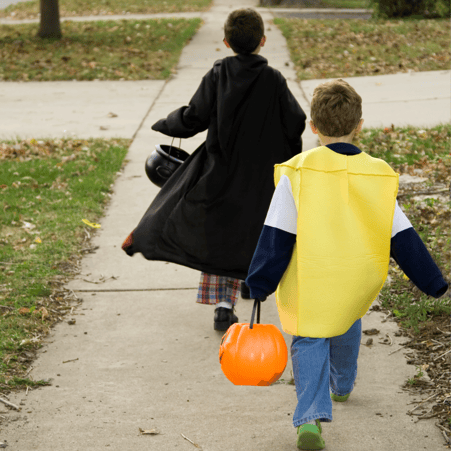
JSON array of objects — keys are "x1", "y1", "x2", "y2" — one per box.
[
  {"x1": 241, "y1": 281, "x2": 251, "y2": 299},
  {"x1": 214, "y1": 307, "x2": 238, "y2": 331}
]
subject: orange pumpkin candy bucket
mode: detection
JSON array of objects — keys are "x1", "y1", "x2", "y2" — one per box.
[{"x1": 219, "y1": 299, "x2": 288, "y2": 386}]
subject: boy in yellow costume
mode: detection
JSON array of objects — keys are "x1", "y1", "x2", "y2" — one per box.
[{"x1": 245, "y1": 79, "x2": 448, "y2": 450}]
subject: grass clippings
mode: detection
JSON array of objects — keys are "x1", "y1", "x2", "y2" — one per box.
[
  {"x1": 0, "y1": 138, "x2": 129, "y2": 391},
  {"x1": 0, "y1": 0, "x2": 212, "y2": 20},
  {"x1": 0, "y1": 18, "x2": 202, "y2": 81},
  {"x1": 275, "y1": 18, "x2": 450, "y2": 79}
]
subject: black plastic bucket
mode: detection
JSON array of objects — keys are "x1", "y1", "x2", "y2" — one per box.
[{"x1": 145, "y1": 144, "x2": 190, "y2": 188}]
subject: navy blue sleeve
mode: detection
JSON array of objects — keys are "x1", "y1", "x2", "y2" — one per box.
[
  {"x1": 391, "y1": 228, "x2": 448, "y2": 298},
  {"x1": 245, "y1": 225, "x2": 296, "y2": 300}
]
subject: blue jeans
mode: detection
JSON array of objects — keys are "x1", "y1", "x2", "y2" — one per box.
[{"x1": 291, "y1": 319, "x2": 362, "y2": 427}]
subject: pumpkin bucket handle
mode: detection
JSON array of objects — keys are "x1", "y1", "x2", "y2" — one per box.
[
  {"x1": 218, "y1": 329, "x2": 230, "y2": 363},
  {"x1": 249, "y1": 299, "x2": 261, "y2": 330}
]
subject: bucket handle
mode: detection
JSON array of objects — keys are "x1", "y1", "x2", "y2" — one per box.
[
  {"x1": 249, "y1": 299, "x2": 261, "y2": 330},
  {"x1": 168, "y1": 137, "x2": 182, "y2": 158}
]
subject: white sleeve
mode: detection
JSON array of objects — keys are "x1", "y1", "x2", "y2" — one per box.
[
  {"x1": 392, "y1": 200, "x2": 413, "y2": 238},
  {"x1": 264, "y1": 174, "x2": 298, "y2": 235},
  {"x1": 265, "y1": 182, "x2": 410, "y2": 239}
]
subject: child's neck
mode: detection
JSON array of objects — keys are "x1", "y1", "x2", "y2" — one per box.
[
  {"x1": 318, "y1": 133, "x2": 354, "y2": 146},
  {"x1": 233, "y1": 46, "x2": 261, "y2": 57}
]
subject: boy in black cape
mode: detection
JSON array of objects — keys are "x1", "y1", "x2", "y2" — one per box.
[{"x1": 122, "y1": 8, "x2": 306, "y2": 330}]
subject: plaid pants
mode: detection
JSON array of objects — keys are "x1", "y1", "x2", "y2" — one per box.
[{"x1": 196, "y1": 272, "x2": 240, "y2": 306}]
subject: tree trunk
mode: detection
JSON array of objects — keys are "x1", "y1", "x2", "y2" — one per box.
[{"x1": 37, "y1": 0, "x2": 62, "y2": 39}]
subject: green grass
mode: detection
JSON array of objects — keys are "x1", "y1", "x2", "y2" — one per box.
[
  {"x1": 356, "y1": 124, "x2": 450, "y2": 166},
  {"x1": 379, "y1": 196, "x2": 450, "y2": 334},
  {"x1": 0, "y1": 18, "x2": 202, "y2": 81},
  {"x1": 0, "y1": 0, "x2": 212, "y2": 20},
  {"x1": 275, "y1": 18, "x2": 450, "y2": 79},
  {"x1": 0, "y1": 138, "x2": 130, "y2": 389},
  {"x1": 407, "y1": 366, "x2": 425, "y2": 386},
  {"x1": 355, "y1": 124, "x2": 451, "y2": 333}
]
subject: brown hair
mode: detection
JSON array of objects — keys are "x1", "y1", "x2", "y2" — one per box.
[
  {"x1": 224, "y1": 8, "x2": 264, "y2": 55},
  {"x1": 310, "y1": 79, "x2": 362, "y2": 137}
]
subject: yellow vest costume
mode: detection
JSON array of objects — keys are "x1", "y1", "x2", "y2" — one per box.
[{"x1": 275, "y1": 146, "x2": 399, "y2": 338}]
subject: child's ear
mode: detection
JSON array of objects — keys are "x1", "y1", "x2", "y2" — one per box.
[
  {"x1": 223, "y1": 38, "x2": 231, "y2": 49},
  {"x1": 356, "y1": 119, "x2": 364, "y2": 133},
  {"x1": 260, "y1": 36, "x2": 266, "y2": 47},
  {"x1": 310, "y1": 121, "x2": 319, "y2": 135}
]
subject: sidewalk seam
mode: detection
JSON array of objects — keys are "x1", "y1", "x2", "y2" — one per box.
[
  {"x1": 265, "y1": 8, "x2": 311, "y2": 108},
  {"x1": 131, "y1": 78, "x2": 169, "y2": 143},
  {"x1": 297, "y1": 81, "x2": 311, "y2": 108}
]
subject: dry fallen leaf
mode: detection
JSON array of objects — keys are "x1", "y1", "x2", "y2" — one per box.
[
  {"x1": 363, "y1": 329, "x2": 380, "y2": 335},
  {"x1": 20, "y1": 336, "x2": 41, "y2": 346},
  {"x1": 35, "y1": 306, "x2": 49, "y2": 320}
]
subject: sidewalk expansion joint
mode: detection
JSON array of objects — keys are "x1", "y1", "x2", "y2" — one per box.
[
  {"x1": 131, "y1": 78, "x2": 169, "y2": 143},
  {"x1": 263, "y1": 8, "x2": 311, "y2": 107},
  {"x1": 297, "y1": 81, "x2": 311, "y2": 108},
  {"x1": 73, "y1": 287, "x2": 198, "y2": 292}
]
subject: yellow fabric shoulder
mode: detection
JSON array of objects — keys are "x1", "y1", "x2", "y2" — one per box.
[{"x1": 274, "y1": 146, "x2": 399, "y2": 338}]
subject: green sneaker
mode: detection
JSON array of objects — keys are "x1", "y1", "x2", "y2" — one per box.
[
  {"x1": 330, "y1": 392, "x2": 350, "y2": 402},
  {"x1": 296, "y1": 420, "x2": 325, "y2": 450}
]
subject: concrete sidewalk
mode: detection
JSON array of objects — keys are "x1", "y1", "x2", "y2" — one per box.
[{"x1": 1, "y1": 1, "x2": 449, "y2": 450}]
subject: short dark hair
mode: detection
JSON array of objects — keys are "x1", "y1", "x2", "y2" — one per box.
[
  {"x1": 311, "y1": 79, "x2": 362, "y2": 137},
  {"x1": 224, "y1": 8, "x2": 264, "y2": 55}
]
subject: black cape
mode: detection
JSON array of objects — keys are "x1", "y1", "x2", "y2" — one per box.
[{"x1": 123, "y1": 54, "x2": 306, "y2": 280}]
